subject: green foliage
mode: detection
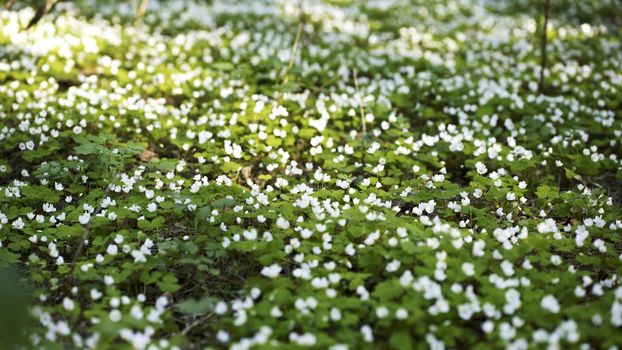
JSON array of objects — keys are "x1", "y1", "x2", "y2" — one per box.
[{"x1": 0, "y1": 0, "x2": 621, "y2": 349}]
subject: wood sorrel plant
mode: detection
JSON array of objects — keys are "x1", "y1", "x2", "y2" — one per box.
[{"x1": 0, "y1": 0, "x2": 621, "y2": 349}]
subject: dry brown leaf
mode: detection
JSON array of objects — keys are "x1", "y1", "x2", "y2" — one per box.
[{"x1": 139, "y1": 148, "x2": 156, "y2": 162}]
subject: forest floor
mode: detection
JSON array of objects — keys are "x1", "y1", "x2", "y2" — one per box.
[{"x1": 0, "y1": 0, "x2": 622, "y2": 349}]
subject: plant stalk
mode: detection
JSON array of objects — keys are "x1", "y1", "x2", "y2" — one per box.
[{"x1": 538, "y1": 0, "x2": 551, "y2": 93}]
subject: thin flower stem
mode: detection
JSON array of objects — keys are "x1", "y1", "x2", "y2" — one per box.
[
  {"x1": 134, "y1": 0, "x2": 149, "y2": 27},
  {"x1": 353, "y1": 69, "x2": 367, "y2": 135},
  {"x1": 538, "y1": 0, "x2": 551, "y2": 94},
  {"x1": 282, "y1": 22, "x2": 304, "y2": 86}
]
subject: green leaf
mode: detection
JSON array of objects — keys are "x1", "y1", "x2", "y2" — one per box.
[
  {"x1": 137, "y1": 219, "x2": 154, "y2": 231},
  {"x1": 258, "y1": 174, "x2": 272, "y2": 181},
  {"x1": 390, "y1": 331, "x2": 413, "y2": 350},
  {"x1": 212, "y1": 62, "x2": 234, "y2": 71},
  {"x1": 157, "y1": 274, "x2": 180, "y2": 293},
  {"x1": 175, "y1": 296, "x2": 216, "y2": 315},
  {"x1": 221, "y1": 162, "x2": 241, "y2": 172},
  {"x1": 401, "y1": 241, "x2": 417, "y2": 254},
  {"x1": 212, "y1": 198, "x2": 235, "y2": 208},
  {"x1": 536, "y1": 185, "x2": 558, "y2": 200}
]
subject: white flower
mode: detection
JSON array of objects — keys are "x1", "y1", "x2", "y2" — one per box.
[
  {"x1": 106, "y1": 244, "x2": 118, "y2": 256},
  {"x1": 290, "y1": 332, "x2": 316, "y2": 346},
  {"x1": 311, "y1": 277, "x2": 329, "y2": 289},
  {"x1": 593, "y1": 238, "x2": 607, "y2": 253},
  {"x1": 190, "y1": 182, "x2": 201, "y2": 193},
  {"x1": 90, "y1": 289, "x2": 102, "y2": 300},
  {"x1": 540, "y1": 295, "x2": 560, "y2": 313},
  {"x1": 550, "y1": 255, "x2": 562, "y2": 265},
  {"x1": 215, "y1": 301, "x2": 228, "y2": 315},
  {"x1": 276, "y1": 217, "x2": 290, "y2": 229},
  {"x1": 330, "y1": 308, "x2": 342, "y2": 321},
  {"x1": 104, "y1": 275, "x2": 115, "y2": 286},
  {"x1": 114, "y1": 234, "x2": 124, "y2": 244},
  {"x1": 395, "y1": 308, "x2": 408, "y2": 319},
  {"x1": 146, "y1": 203, "x2": 157, "y2": 212},
  {"x1": 360, "y1": 325, "x2": 374, "y2": 342},
  {"x1": 43, "y1": 203, "x2": 56, "y2": 213},
  {"x1": 475, "y1": 162, "x2": 487, "y2": 175},
  {"x1": 109, "y1": 309, "x2": 122, "y2": 322},
  {"x1": 482, "y1": 321, "x2": 494, "y2": 333},
  {"x1": 575, "y1": 225, "x2": 589, "y2": 247},
  {"x1": 243, "y1": 228, "x2": 258, "y2": 240},
  {"x1": 345, "y1": 244, "x2": 356, "y2": 256},
  {"x1": 63, "y1": 297, "x2": 75, "y2": 311},
  {"x1": 537, "y1": 218, "x2": 557, "y2": 234},
  {"x1": 130, "y1": 305, "x2": 143, "y2": 319},
  {"x1": 216, "y1": 330, "x2": 230, "y2": 343},
  {"x1": 462, "y1": 262, "x2": 475, "y2": 276},
  {"x1": 386, "y1": 260, "x2": 401, "y2": 272},
  {"x1": 500, "y1": 260, "x2": 514, "y2": 276},
  {"x1": 12, "y1": 218, "x2": 24, "y2": 230},
  {"x1": 79, "y1": 212, "x2": 91, "y2": 225},
  {"x1": 261, "y1": 264, "x2": 282, "y2": 278}
]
